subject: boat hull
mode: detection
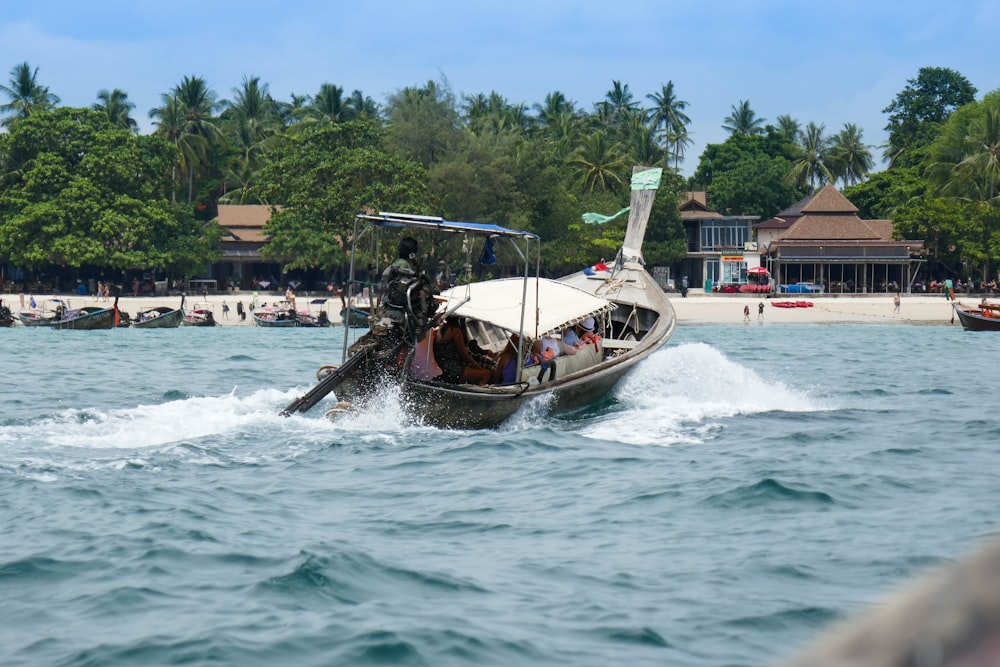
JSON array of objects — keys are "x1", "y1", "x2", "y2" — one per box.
[
  {"x1": 331, "y1": 275, "x2": 675, "y2": 429},
  {"x1": 253, "y1": 313, "x2": 299, "y2": 327},
  {"x1": 133, "y1": 308, "x2": 183, "y2": 328},
  {"x1": 953, "y1": 303, "x2": 1000, "y2": 331},
  {"x1": 18, "y1": 314, "x2": 54, "y2": 326},
  {"x1": 340, "y1": 307, "x2": 371, "y2": 328},
  {"x1": 52, "y1": 307, "x2": 115, "y2": 330}
]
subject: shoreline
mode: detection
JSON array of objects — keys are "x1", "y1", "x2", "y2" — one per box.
[{"x1": 1, "y1": 291, "x2": 980, "y2": 327}]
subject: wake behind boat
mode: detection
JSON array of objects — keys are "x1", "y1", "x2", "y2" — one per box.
[
  {"x1": 953, "y1": 300, "x2": 1000, "y2": 331},
  {"x1": 281, "y1": 166, "x2": 675, "y2": 428}
]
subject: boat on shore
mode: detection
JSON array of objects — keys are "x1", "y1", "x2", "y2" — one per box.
[
  {"x1": 339, "y1": 306, "x2": 371, "y2": 328},
  {"x1": 18, "y1": 298, "x2": 117, "y2": 329},
  {"x1": 296, "y1": 305, "x2": 332, "y2": 327},
  {"x1": 953, "y1": 300, "x2": 1000, "y2": 331},
  {"x1": 0, "y1": 301, "x2": 13, "y2": 327},
  {"x1": 181, "y1": 302, "x2": 216, "y2": 327},
  {"x1": 281, "y1": 166, "x2": 675, "y2": 429},
  {"x1": 133, "y1": 298, "x2": 184, "y2": 328},
  {"x1": 52, "y1": 304, "x2": 116, "y2": 330},
  {"x1": 253, "y1": 301, "x2": 299, "y2": 327}
]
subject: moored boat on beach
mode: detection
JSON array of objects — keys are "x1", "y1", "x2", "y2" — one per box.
[
  {"x1": 281, "y1": 166, "x2": 676, "y2": 429},
  {"x1": 0, "y1": 301, "x2": 13, "y2": 327},
  {"x1": 133, "y1": 297, "x2": 184, "y2": 328},
  {"x1": 181, "y1": 302, "x2": 216, "y2": 326},
  {"x1": 19, "y1": 298, "x2": 117, "y2": 329},
  {"x1": 253, "y1": 301, "x2": 299, "y2": 327},
  {"x1": 953, "y1": 300, "x2": 1000, "y2": 331}
]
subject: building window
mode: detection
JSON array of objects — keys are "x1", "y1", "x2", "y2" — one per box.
[
  {"x1": 722, "y1": 261, "x2": 747, "y2": 284},
  {"x1": 701, "y1": 219, "x2": 748, "y2": 251},
  {"x1": 706, "y1": 258, "x2": 720, "y2": 283}
]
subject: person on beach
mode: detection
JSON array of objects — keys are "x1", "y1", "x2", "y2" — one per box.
[
  {"x1": 743, "y1": 304, "x2": 751, "y2": 321},
  {"x1": 236, "y1": 300, "x2": 245, "y2": 321},
  {"x1": 222, "y1": 300, "x2": 230, "y2": 319},
  {"x1": 893, "y1": 293, "x2": 901, "y2": 313},
  {"x1": 758, "y1": 301, "x2": 765, "y2": 320}
]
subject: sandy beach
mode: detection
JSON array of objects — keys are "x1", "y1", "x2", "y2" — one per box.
[{"x1": 3, "y1": 290, "x2": 977, "y2": 327}]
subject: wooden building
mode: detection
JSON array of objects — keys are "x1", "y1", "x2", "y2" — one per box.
[{"x1": 756, "y1": 184, "x2": 924, "y2": 294}]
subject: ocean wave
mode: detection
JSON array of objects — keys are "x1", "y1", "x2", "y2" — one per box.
[{"x1": 579, "y1": 343, "x2": 826, "y2": 446}]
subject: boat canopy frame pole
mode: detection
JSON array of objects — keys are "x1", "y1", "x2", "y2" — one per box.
[{"x1": 343, "y1": 216, "x2": 366, "y2": 364}]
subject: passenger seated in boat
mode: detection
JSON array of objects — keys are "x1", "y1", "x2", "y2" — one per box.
[
  {"x1": 433, "y1": 316, "x2": 490, "y2": 385},
  {"x1": 527, "y1": 334, "x2": 561, "y2": 382},
  {"x1": 492, "y1": 335, "x2": 522, "y2": 385},
  {"x1": 410, "y1": 328, "x2": 442, "y2": 381},
  {"x1": 561, "y1": 316, "x2": 599, "y2": 355}
]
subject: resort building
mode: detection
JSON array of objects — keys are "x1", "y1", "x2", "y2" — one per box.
[
  {"x1": 757, "y1": 184, "x2": 924, "y2": 293},
  {"x1": 675, "y1": 191, "x2": 762, "y2": 292},
  {"x1": 213, "y1": 204, "x2": 282, "y2": 291}
]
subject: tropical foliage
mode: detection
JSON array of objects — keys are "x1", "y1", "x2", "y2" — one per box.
[
  {"x1": 0, "y1": 107, "x2": 218, "y2": 274},
  {"x1": 1, "y1": 59, "x2": 999, "y2": 284}
]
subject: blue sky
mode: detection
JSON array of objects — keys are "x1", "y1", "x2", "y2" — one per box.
[{"x1": 2, "y1": 0, "x2": 996, "y2": 176}]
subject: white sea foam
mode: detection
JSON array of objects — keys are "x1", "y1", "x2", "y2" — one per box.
[
  {"x1": 580, "y1": 342, "x2": 825, "y2": 446},
  {"x1": 1, "y1": 387, "x2": 336, "y2": 450}
]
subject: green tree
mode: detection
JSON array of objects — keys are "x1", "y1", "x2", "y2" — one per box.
[
  {"x1": 926, "y1": 92, "x2": 1000, "y2": 205},
  {"x1": 722, "y1": 100, "x2": 766, "y2": 136},
  {"x1": 882, "y1": 66, "x2": 976, "y2": 167},
  {"x1": 150, "y1": 75, "x2": 222, "y2": 204},
  {"x1": 346, "y1": 89, "x2": 380, "y2": 120},
  {"x1": 0, "y1": 107, "x2": 217, "y2": 274},
  {"x1": 843, "y1": 166, "x2": 925, "y2": 220},
  {"x1": 568, "y1": 130, "x2": 627, "y2": 194},
  {"x1": 384, "y1": 79, "x2": 462, "y2": 168},
  {"x1": 710, "y1": 153, "x2": 798, "y2": 220},
  {"x1": 0, "y1": 62, "x2": 60, "y2": 128},
  {"x1": 828, "y1": 122, "x2": 874, "y2": 186},
  {"x1": 598, "y1": 80, "x2": 641, "y2": 129},
  {"x1": 92, "y1": 88, "x2": 137, "y2": 131},
  {"x1": 251, "y1": 120, "x2": 431, "y2": 272},
  {"x1": 646, "y1": 81, "x2": 690, "y2": 168},
  {"x1": 775, "y1": 114, "x2": 800, "y2": 142},
  {"x1": 787, "y1": 122, "x2": 834, "y2": 189}
]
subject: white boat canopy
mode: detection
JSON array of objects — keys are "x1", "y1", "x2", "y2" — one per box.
[{"x1": 438, "y1": 278, "x2": 616, "y2": 338}]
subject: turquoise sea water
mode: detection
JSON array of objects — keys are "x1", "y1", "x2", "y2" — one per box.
[{"x1": 2, "y1": 322, "x2": 998, "y2": 666}]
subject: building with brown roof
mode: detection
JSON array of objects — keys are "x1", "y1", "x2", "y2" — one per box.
[
  {"x1": 676, "y1": 191, "x2": 762, "y2": 292},
  {"x1": 213, "y1": 204, "x2": 282, "y2": 291},
  {"x1": 757, "y1": 184, "x2": 924, "y2": 293}
]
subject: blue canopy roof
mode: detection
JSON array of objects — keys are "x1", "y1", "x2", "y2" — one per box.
[{"x1": 357, "y1": 212, "x2": 538, "y2": 240}]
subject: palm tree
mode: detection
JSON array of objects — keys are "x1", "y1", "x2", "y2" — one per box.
[
  {"x1": 599, "y1": 80, "x2": 640, "y2": 128},
  {"x1": 775, "y1": 114, "x2": 800, "y2": 142},
  {"x1": 173, "y1": 75, "x2": 222, "y2": 203},
  {"x1": 722, "y1": 100, "x2": 766, "y2": 136},
  {"x1": 346, "y1": 89, "x2": 380, "y2": 120},
  {"x1": 620, "y1": 113, "x2": 666, "y2": 168},
  {"x1": 829, "y1": 123, "x2": 874, "y2": 186},
  {"x1": 0, "y1": 62, "x2": 60, "y2": 127},
  {"x1": 93, "y1": 88, "x2": 137, "y2": 131},
  {"x1": 223, "y1": 75, "x2": 279, "y2": 149},
  {"x1": 787, "y1": 122, "x2": 834, "y2": 189},
  {"x1": 149, "y1": 95, "x2": 203, "y2": 203},
  {"x1": 308, "y1": 83, "x2": 348, "y2": 124},
  {"x1": 663, "y1": 124, "x2": 694, "y2": 170},
  {"x1": 928, "y1": 106, "x2": 1000, "y2": 205},
  {"x1": 534, "y1": 90, "x2": 575, "y2": 125},
  {"x1": 646, "y1": 81, "x2": 690, "y2": 167},
  {"x1": 568, "y1": 130, "x2": 627, "y2": 194}
]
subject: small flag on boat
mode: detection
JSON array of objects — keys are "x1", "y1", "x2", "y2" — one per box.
[
  {"x1": 582, "y1": 262, "x2": 610, "y2": 276},
  {"x1": 582, "y1": 207, "x2": 629, "y2": 225}
]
